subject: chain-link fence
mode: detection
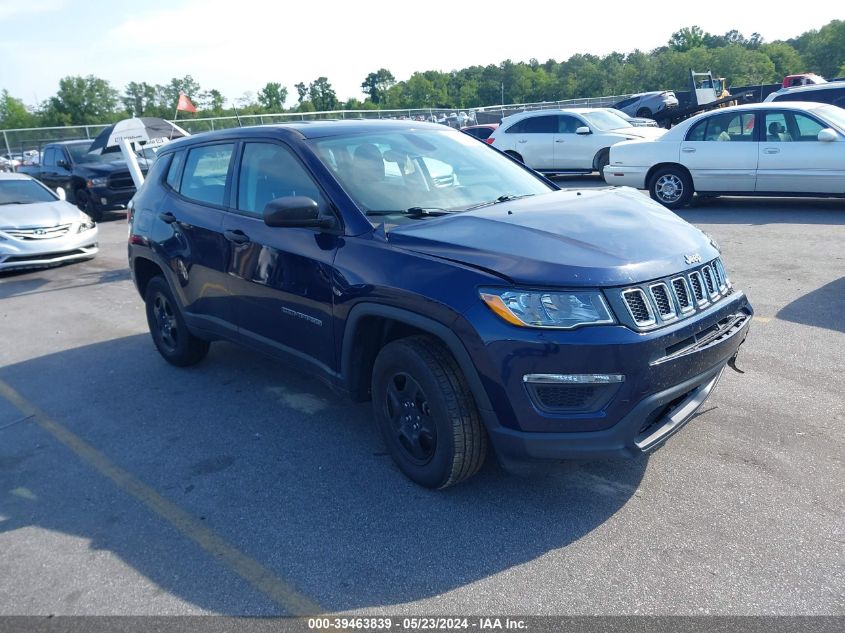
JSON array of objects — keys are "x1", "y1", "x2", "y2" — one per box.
[{"x1": 1, "y1": 96, "x2": 637, "y2": 160}]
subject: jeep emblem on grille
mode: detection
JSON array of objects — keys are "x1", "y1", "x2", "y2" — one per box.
[{"x1": 684, "y1": 253, "x2": 701, "y2": 264}]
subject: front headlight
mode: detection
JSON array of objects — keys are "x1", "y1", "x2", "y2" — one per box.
[
  {"x1": 77, "y1": 216, "x2": 96, "y2": 232},
  {"x1": 87, "y1": 177, "x2": 108, "y2": 188},
  {"x1": 480, "y1": 288, "x2": 615, "y2": 329}
]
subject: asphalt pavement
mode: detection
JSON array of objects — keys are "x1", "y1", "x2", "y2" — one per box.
[{"x1": 0, "y1": 185, "x2": 843, "y2": 616}]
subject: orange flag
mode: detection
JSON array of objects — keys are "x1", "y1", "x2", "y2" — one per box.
[{"x1": 176, "y1": 93, "x2": 197, "y2": 113}]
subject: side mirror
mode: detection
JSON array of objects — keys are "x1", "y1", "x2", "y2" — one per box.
[
  {"x1": 818, "y1": 128, "x2": 838, "y2": 142},
  {"x1": 575, "y1": 126, "x2": 591, "y2": 135},
  {"x1": 57, "y1": 159, "x2": 70, "y2": 169},
  {"x1": 263, "y1": 196, "x2": 337, "y2": 230}
]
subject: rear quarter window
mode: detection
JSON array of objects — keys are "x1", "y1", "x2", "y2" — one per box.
[{"x1": 179, "y1": 144, "x2": 234, "y2": 206}]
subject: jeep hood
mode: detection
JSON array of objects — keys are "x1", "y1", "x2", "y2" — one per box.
[{"x1": 386, "y1": 188, "x2": 718, "y2": 287}]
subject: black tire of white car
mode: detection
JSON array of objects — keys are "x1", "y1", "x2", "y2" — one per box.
[
  {"x1": 649, "y1": 166, "x2": 694, "y2": 210},
  {"x1": 596, "y1": 149, "x2": 610, "y2": 182},
  {"x1": 144, "y1": 276, "x2": 210, "y2": 367},
  {"x1": 505, "y1": 151, "x2": 524, "y2": 163},
  {"x1": 371, "y1": 335, "x2": 487, "y2": 489}
]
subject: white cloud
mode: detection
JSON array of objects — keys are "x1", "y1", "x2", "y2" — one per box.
[{"x1": 0, "y1": 0, "x2": 65, "y2": 21}]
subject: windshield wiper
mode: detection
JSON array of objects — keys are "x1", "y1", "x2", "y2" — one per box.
[
  {"x1": 464, "y1": 193, "x2": 535, "y2": 211},
  {"x1": 367, "y1": 207, "x2": 456, "y2": 217}
]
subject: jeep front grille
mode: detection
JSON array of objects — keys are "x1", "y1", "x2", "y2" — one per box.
[
  {"x1": 622, "y1": 289, "x2": 656, "y2": 326},
  {"x1": 616, "y1": 258, "x2": 733, "y2": 330}
]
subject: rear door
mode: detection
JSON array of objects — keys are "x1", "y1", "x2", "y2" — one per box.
[
  {"x1": 222, "y1": 140, "x2": 340, "y2": 373},
  {"x1": 39, "y1": 148, "x2": 60, "y2": 190},
  {"x1": 502, "y1": 115, "x2": 557, "y2": 170},
  {"x1": 757, "y1": 110, "x2": 845, "y2": 194},
  {"x1": 679, "y1": 110, "x2": 758, "y2": 192},
  {"x1": 158, "y1": 142, "x2": 238, "y2": 336}
]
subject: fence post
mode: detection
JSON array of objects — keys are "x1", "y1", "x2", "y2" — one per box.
[{"x1": 2, "y1": 131, "x2": 10, "y2": 158}]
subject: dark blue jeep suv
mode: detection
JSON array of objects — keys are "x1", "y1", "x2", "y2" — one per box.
[{"x1": 128, "y1": 120, "x2": 752, "y2": 488}]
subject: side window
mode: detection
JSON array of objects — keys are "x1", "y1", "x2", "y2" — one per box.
[
  {"x1": 557, "y1": 115, "x2": 579, "y2": 134},
  {"x1": 688, "y1": 112, "x2": 753, "y2": 142},
  {"x1": 180, "y1": 144, "x2": 234, "y2": 206},
  {"x1": 43, "y1": 148, "x2": 57, "y2": 167},
  {"x1": 792, "y1": 113, "x2": 824, "y2": 140},
  {"x1": 143, "y1": 152, "x2": 172, "y2": 186},
  {"x1": 236, "y1": 142, "x2": 323, "y2": 218},
  {"x1": 615, "y1": 97, "x2": 637, "y2": 110},
  {"x1": 165, "y1": 151, "x2": 185, "y2": 190},
  {"x1": 505, "y1": 119, "x2": 527, "y2": 134},
  {"x1": 523, "y1": 115, "x2": 557, "y2": 133}
]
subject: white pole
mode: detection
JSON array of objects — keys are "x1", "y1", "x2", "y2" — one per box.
[{"x1": 118, "y1": 137, "x2": 145, "y2": 188}]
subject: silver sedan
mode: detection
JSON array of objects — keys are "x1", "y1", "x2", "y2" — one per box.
[{"x1": 0, "y1": 173, "x2": 98, "y2": 271}]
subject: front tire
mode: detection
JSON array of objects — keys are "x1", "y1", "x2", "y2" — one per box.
[
  {"x1": 371, "y1": 335, "x2": 487, "y2": 489},
  {"x1": 504, "y1": 150, "x2": 524, "y2": 163},
  {"x1": 144, "y1": 276, "x2": 210, "y2": 366},
  {"x1": 75, "y1": 188, "x2": 103, "y2": 222},
  {"x1": 649, "y1": 166, "x2": 693, "y2": 210},
  {"x1": 636, "y1": 107, "x2": 652, "y2": 118},
  {"x1": 596, "y1": 149, "x2": 610, "y2": 182}
]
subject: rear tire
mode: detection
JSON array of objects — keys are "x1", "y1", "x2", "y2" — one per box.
[
  {"x1": 144, "y1": 276, "x2": 210, "y2": 367},
  {"x1": 648, "y1": 166, "x2": 693, "y2": 210},
  {"x1": 371, "y1": 335, "x2": 487, "y2": 489}
]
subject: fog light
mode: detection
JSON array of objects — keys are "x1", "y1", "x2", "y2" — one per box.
[{"x1": 100, "y1": 197, "x2": 108, "y2": 205}]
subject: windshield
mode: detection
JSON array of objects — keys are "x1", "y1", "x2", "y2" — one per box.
[
  {"x1": 581, "y1": 110, "x2": 633, "y2": 131},
  {"x1": 818, "y1": 105, "x2": 845, "y2": 131},
  {"x1": 0, "y1": 179, "x2": 58, "y2": 205},
  {"x1": 309, "y1": 128, "x2": 554, "y2": 223}
]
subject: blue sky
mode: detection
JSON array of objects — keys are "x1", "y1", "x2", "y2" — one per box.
[{"x1": 0, "y1": 0, "x2": 839, "y2": 108}]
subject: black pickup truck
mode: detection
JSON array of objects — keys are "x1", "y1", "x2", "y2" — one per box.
[{"x1": 17, "y1": 140, "x2": 147, "y2": 220}]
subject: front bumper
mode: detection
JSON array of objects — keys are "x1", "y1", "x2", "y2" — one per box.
[
  {"x1": 88, "y1": 186, "x2": 135, "y2": 210},
  {"x1": 0, "y1": 229, "x2": 99, "y2": 271},
  {"x1": 458, "y1": 291, "x2": 752, "y2": 465}
]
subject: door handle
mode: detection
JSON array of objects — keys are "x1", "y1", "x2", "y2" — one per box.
[
  {"x1": 764, "y1": 148, "x2": 780, "y2": 154},
  {"x1": 555, "y1": 139, "x2": 566, "y2": 143},
  {"x1": 517, "y1": 140, "x2": 527, "y2": 144},
  {"x1": 158, "y1": 211, "x2": 177, "y2": 224},
  {"x1": 681, "y1": 147, "x2": 696, "y2": 153},
  {"x1": 224, "y1": 229, "x2": 250, "y2": 245}
]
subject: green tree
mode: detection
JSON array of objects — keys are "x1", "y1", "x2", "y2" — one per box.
[
  {"x1": 308, "y1": 77, "x2": 338, "y2": 111},
  {"x1": 257, "y1": 82, "x2": 288, "y2": 111},
  {"x1": 157, "y1": 75, "x2": 202, "y2": 113},
  {"x1": 294, "y1": 82, "x2": 308, "y2": 105},
  {"x1": 122, "y1": 81, "x2": 159, "y2": 117},
  {"x1": 361, "y1": 68, "x2": 396, "y2": 105},
  {"x1": 0, "y1": 90, "x2": 37, "y2": 129},
  {"x1": 801, "y1": 20, "x2": 845, "y2": 78},
  {"x1": 199, "y1": 89, "x2": 226, "y2": 114},
  {"x1": 759, "y1": 42, "x2": 805, "y2": 79},
  {"x1": 670, "y1": 26, "x2": 706, "y2": 52},
  {"x1": 42, "y1": 75, "x2": 119, "y2": 125}
]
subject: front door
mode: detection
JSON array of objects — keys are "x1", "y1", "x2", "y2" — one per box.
[
  {"x1": 757, "y1": 110, "x2": 845, "y2": 194},
  {"x1": 680, "y1": 110, "x2": 758, "y2": 192},
  {"x1": 553, "y1": 114, "x2": 597, "y2": 170},
  {"x1": 223, "y1": 141, "x2": 339, "y2": 374}
]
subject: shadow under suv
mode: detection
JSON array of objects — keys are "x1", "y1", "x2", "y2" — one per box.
[{"x1": 128, "y1": 120, "x2": 752, "y2": 489}]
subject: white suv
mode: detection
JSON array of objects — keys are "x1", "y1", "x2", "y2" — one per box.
[{"x1": 490, "y1": 108, "x2": 665, "y2": 180}]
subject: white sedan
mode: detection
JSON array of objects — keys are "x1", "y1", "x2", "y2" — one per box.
[
  {"x1": 604, "y1": 102, "x2": 845, "y2": 209},
  {"x1": 490, "y1": 108, "x2": 665, "y2": 180},
  {"x1": 0, "y1": 173, "x2": 98, "y2": 271}
]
